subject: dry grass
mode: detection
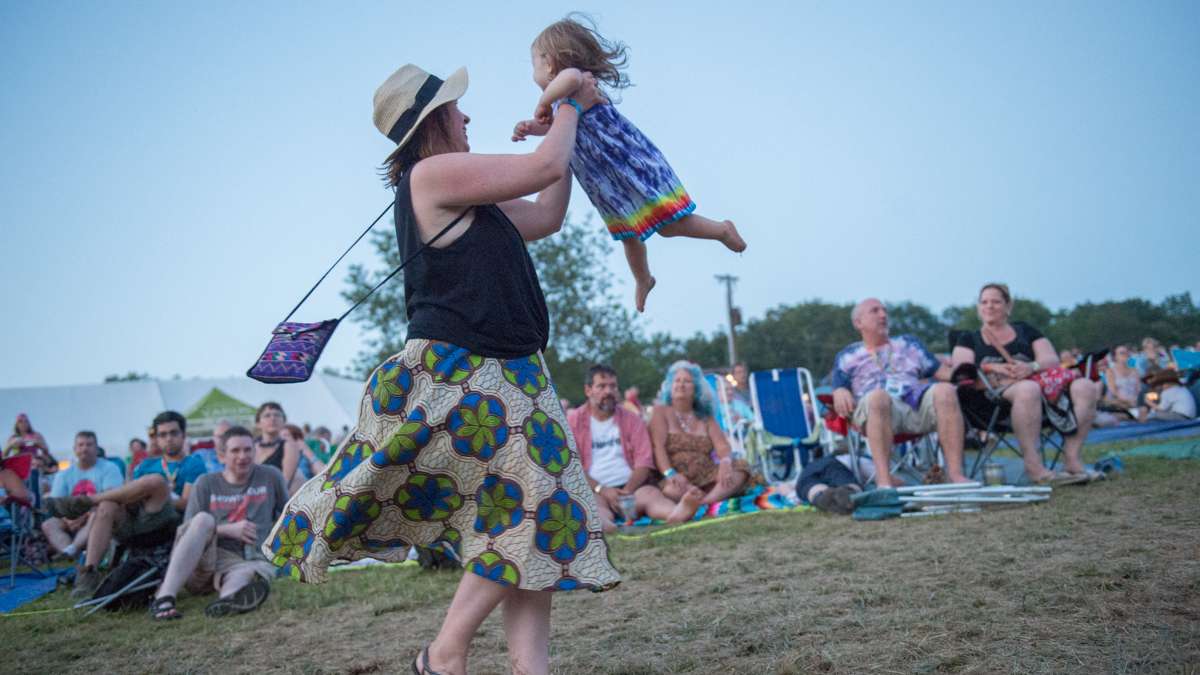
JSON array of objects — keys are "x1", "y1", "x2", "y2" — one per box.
[{"x1": 3, "y1": 450, "x2": 1198, "y2": 675}]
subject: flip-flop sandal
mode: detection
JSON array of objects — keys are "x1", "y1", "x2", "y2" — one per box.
[
  {"x1": 204, "y1": 575, "x2": 270, "y2": 618},
  {"x1": 149, "y1": 595, "x2": 183, "y2": 621},
  {"x1": 412, "y1": 646, "x2": 445, "y2": 675},
  {"x1": 1033, "y1": 471, "x2": 1088, "y2": 487}
]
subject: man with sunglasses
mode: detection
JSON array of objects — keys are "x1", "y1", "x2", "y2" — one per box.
[{"x1": 45, "y1": 410, "x2": 206, "y2": 598}]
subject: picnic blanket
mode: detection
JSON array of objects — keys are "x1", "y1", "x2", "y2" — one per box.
[
  {"x1": 0, "y1": 571, "x2": 66, "y2": 614},
  {"x1": 1084, "y1": 419, "x2": 1200, "y2": 445},
  {"x1": 621, "y1": 484, "x2": 802, "y2": 532}
]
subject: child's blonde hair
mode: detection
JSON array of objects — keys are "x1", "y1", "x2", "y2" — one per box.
[{"x1": 533, "y1": 14, "x2": 630, "y2": 90}]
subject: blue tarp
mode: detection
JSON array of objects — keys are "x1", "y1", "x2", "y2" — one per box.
[
  {"x1": 1085, "y1": 418, "x2": 1200, "y2": 445},
  {"x1": 0, "y1": 571, "x2": 64, "y2": 614}
]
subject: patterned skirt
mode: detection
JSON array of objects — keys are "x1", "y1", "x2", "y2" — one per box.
[
  {"x1": 262, "y1": 339, "x2": 621, "y2": 592},
  {"x1": 569, "y1": 103, "x2": 696, "y2": 242}
]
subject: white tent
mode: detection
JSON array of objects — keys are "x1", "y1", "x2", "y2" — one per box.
[{"x1": 0, "y1": 374, "x2": 365, "y2": 460}]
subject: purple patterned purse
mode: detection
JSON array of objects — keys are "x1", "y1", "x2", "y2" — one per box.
[{"x1": 248, "y1": 202, "x2": 470, "y2": 384}]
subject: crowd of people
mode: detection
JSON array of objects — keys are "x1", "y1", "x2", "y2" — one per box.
[
  {"x1": 0, "y1": 402, "x2": 346, "y2": 618},
  {"x1": 2, "y1": 282, "x2": 1198, "y2": 618}
]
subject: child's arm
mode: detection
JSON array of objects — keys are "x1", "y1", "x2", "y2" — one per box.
[
  {"x1": 534, "y1": 68, "x2": 585, "y2": 125},
  {"x1": 511, "y1": 118, "x2": 551, "y2": 142}
]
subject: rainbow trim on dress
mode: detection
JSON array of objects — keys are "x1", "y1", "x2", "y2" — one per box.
[{"x1": 603, "y1": 185, "x2": 696, "y2": 242}]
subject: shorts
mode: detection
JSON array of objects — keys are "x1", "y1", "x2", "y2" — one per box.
[
  {"x1": 852, "y1": 388, "x2": 938, "y2": 436},
  {"x1": 113, "y1": 501, "x2": 180, "y2": 542},
  {"x1": 177, "y1": 517, "x2": 275, "y2": 595}
]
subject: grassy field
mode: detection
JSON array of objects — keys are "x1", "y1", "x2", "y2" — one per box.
[{"x1": 3, "y1": 441, "x2": 1199, "y2": 674}]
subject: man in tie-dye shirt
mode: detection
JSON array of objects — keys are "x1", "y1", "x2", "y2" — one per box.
[{"x1": 829, "y1": 299, "x2": 969, "y2": 488}]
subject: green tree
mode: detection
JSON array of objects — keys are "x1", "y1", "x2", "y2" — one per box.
[
  {"x1": 887, "y1": 301, "x2": 948, "y2": 351},
  {"x1": 104, "y1": 371, "x2": 151, "y2": 383},
  {"x1": 738, "y1": 301, "x2": 858, "y2": 379}
]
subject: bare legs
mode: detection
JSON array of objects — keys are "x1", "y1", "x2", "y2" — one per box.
[
  {"x1": 864, "y1": 390, "x2": 899, "y2": 488},
  {"x1": 929, "y1": 383, "x2": 969, "y2": 483},
  {"x1": 502, "y1": 590, "x2": 552, "y2": 675},
  {"x1": 1002, "y1": 380, "x2": 1052, "y2": 481},
  {"x1": 42, "y1": 516, "x2": 91, "y2": 555},
  {"x1": 620, "y1": 214, "x2": 746, "y2": 312},
  {"x1": 83, "y1": 475, "x2": 172, "y2": 568},
  {"x1": 636, "y1": 483, "x2": 703, "y2": 524},
  {"x1": 424, "y1": 573, "x2": 553, "y2": 675},
  {"x1": 621, "y1": 239, "x2": 656, "y2": 313},
  {"x1": 1061, "y1": 379, "x2": 1099, "y2": 474},
  {"x1": 0, "y1": 468, "x2": 29, "y2": 503},
  {"x1": 659, "y1": 214, "x2": 746, "y2": 252},
  {"x1": 155, "y1": 512, "x2": 213, "y2": 601}
]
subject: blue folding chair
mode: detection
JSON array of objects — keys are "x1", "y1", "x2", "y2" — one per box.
[{"x1": 748, "y1": 368, "x2": 824, "y2": 484}]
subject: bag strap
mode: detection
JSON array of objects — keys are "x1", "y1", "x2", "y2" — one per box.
[
  {"x1": 282, "y1": 201, "x2": 393, "y2": 324},
  {"x1": 278, "y1": 199, "x2": 472, "y2": 325},
  {"x1": 980, "y1": 325, "x2": 1016, "y2": 364},
  {"x1": 336, "y1": 206, "x2": 473, "y2": 323}
]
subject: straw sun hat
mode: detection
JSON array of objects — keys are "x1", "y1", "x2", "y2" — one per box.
[{"x1": 373, "y1": 64, "x2": 468, "y2": 161}]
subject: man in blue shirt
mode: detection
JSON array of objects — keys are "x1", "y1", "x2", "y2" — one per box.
[
  {"x1": 45, "y1": 410, "x2": 204, "y2": 598},
  {"x1": 40, "y1": 430, "x2": 124, "y2": 559}
]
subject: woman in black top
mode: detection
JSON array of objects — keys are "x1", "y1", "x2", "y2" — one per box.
[
  {"x1": 951, "y1": 283, "x2": 1100, "y2": 482},
  {"x1": 263, "y1": 65, "x2": 616, "y2": 675}
]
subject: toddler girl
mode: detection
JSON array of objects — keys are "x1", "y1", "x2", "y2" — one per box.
[{"x1": 513, "y1": 16, "x2": 746, "y2": 312}]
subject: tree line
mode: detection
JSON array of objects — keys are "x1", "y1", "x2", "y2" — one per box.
[{"x1": 342, "y1": 216, "x2": 1200, "y2": 403}]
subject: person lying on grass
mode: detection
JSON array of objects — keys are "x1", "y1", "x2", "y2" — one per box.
[{"x1": 148, "y1": 425, "x2": 288, "y2": 620}]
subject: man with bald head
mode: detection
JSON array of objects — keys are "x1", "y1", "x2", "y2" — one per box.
[{"x1": 829, "y1": 298, "x2": 968, "y2": 488}]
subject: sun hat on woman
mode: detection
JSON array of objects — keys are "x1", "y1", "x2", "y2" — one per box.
[{"x1": 373, "y1": 64, "x2": 468, "y2": 159}]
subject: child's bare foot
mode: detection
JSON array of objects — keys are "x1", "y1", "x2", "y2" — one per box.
[
  {"x1": 666, "y1": 486, "x2": 704, "y2": 524},
  {"x1": 720, "y1": 220, "x2": 746, "y2": 253},
  {"x1": 635, "y1": 276, "x2": 656, "y2": 313}
]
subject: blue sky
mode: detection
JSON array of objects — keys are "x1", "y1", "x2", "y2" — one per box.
[{"x1": 2, "y1": 1, "x2": 1197, "y2": 388}]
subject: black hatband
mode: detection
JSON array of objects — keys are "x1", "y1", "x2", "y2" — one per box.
[{"x1": 387, "y1": 75, "x2": 443, "y2": 144}]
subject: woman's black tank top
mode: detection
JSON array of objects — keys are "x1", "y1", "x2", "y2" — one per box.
[{"x1": 394, "y1": 171, "x2": 549, "y2": 358}]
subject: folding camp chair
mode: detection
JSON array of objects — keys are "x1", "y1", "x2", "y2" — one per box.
[
  {"x1": 815, "y1": 393, "x2": 944, "y2": 486},
  {"x1": 1, "y1": 454, "x2": 50, "y2": 589},
  {"x1": 706, "y1": 373, "x2": 753, "y2": 462},
  {"x1": 747, "y1": 368, "x2": 825, "y2": 484}
]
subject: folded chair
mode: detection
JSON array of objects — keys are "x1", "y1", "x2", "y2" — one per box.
[
  {"x1": 747, "y1": 368, "x2": 825, "y2": 484},
  {"x1": 815, "y1": 393, "x2": 944, "y2": 486},
  {"x1": 706, "y1": 373, "x2": 754, "y2": 461}
]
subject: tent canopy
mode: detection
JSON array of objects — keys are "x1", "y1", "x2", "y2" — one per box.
[
  {"x1": 0, "y1": 374, "x2": 364, "y2": 460},
  {"x1": 184, "y1": 387, "x2": 258, "y2": 438}
]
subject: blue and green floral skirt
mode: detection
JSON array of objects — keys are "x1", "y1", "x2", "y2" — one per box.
[{"x1": 262, "y1": 339, "x2": 620, "y2": 591}]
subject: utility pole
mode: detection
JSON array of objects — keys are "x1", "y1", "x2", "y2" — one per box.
[{"x1": 714, "y1": 274, "x2": 739, "y2": 367}]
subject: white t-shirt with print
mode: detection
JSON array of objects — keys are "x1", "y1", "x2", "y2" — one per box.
[{"x1": 588, "y1": 415, "x2": 632, "y2": 488}]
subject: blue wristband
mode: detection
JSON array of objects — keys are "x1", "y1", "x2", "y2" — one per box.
[
  {"x1": 563, "y1": 98, "x2": 584, "y2": 115},
  {"x1": 662, "y1": 468, "x2": 677, "y2": 479}
]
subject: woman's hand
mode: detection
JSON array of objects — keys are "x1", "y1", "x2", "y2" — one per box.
[
  {"x1": 717, "y1": 457, "x2": 737, "y2": 489},
  {"x1": 1010, "y1": 362, "x2": 1035, "y2": 380},
  {"x1": 665, "y1": 473, "x2": 690, "y2": 493}
]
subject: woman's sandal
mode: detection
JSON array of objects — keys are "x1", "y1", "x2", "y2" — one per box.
[
  {"x1": 411, "y1": 645, "x2": 445, "y2": 675},
  {"x1": 149, "y1": 595, "x2": 182, "y2": 621}
]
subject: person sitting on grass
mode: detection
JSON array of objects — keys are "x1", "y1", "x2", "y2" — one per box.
[
  {"x1": 567, "y1": 364, "x2": 703, "y2": 530},
  {"x1": 44, "y1": 410, "x2": 206, "y2": 598},
  {"x1": 1139, "y1": 370, "x2": 1196, "y2": 422},
  {"x1": 650, "y1": 361, "x2": 751, "y2": 507},
  {"x1": 41, "y1": 431, "x2": 123, "y2": 560},
  {"x1": 832, "y1": 298, "x2": 970, "y2": 488},
  {"x1": 149, "y1": 425, "x2": 288, "y2": 620}
]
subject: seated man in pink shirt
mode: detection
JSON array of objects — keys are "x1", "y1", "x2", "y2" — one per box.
[{"x1": 567, "y1": 365, "x2": 703, "y2": 531}]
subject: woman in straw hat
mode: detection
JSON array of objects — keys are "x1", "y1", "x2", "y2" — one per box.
[{"x1": 263, "y1": 64, "x2": 616, "y2": 675}]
